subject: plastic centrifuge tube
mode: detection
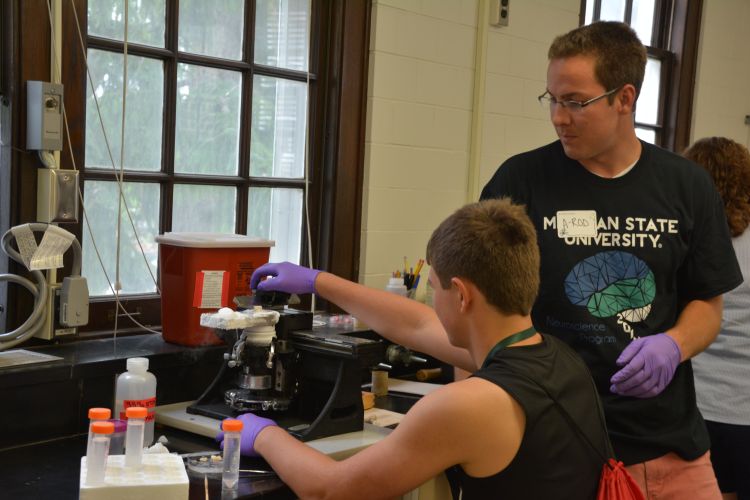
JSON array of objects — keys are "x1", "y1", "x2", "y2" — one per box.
[
  {"x1": 86, "y1": 407, "x2": 112, "y2": 458},
  {"x1": 221, "y1": 419, "x2": 244, "y2": 490},
  {"x1": 124, "y1": 406, "x2": 147, "y2": 467},
  {"x1": 86, "y1": 421, "x2": 114, "y2": 485}
]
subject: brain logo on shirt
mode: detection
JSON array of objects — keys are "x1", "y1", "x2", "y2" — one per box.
[{"x1": 565, "y1": 251, "x2": 655, "y2": 336}]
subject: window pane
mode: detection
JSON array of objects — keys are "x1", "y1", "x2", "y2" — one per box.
[
  {"x1": 178, "y1": 0, "x2": 244, "y2": 60},
  {"x1": 635, "y1": 57, "x2": 661, "y2": 126},
  {"x1": 250, "y1": 76, "x2": 308, "y2": 178},
  {"x1": 635, "y1": 127, "x2": 656, "y2": 144},
  {"x1": 172, "y1": 185, "x2": 237, "y2": 233},
  {"x1": 600, "y1": 0, "x2": 626, "y2": 22},
  {"x1": 632, "y1": 0, "x2": 655, "y2": 45},
  {"x1": 175, "y1": 64, "x2": 241, "y2": 175},
  {"x1": 82, "y1": 181, "x2": 160, "y2": 296},
  {"x1": 88, "y1": 0, "x2": 166, "y2": 48},
  {"x1": 85, "y1": 50, "x2": 164, "y2": 172},
  {"x1": 254, "y1": 0, "x2": 310, "y2": 71},
  {"x1": 585, "y1": 1, "x2": 594, "y2": 25},
  {"x1": 248, "y1": 187, "x2": 302, "y2": 264}
]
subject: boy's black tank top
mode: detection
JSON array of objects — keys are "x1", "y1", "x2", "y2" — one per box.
[{"x1": 444, "y1": 334, "x2": 609, "y2": 500}]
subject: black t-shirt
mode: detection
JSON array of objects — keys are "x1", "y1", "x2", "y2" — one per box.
[
  {"x1": 445, "y1": 334, "x2": 608, "y2": 500},
  {"x1": 480, "y1": 140, "x2": 743, "y2": 464}
]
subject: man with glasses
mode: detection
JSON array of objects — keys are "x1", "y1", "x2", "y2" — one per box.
[{"x1": 481, "y1": 21, "x2": 741, "y2": 499}]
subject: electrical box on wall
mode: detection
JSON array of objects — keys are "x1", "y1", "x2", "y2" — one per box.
[
  {"x1": 37, "y1": 168, "x2": 79, "y2": 223},
  {"x1": 490, "y1": 0, "x2": 510, "y2": 27},
  {"x1": 26, "y1": 81, "x2": 64, "y2": 151},
  {"x1": 33, "y1": 283, "x2": 77, "y2": 340}
]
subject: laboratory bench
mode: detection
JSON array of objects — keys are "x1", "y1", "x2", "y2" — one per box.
[
  {"x1": 0, "y1": 391, "x2": 436, "y2": 499},
  {"x1": 0, "y1": 328, "x2": 451, "y2": 499},
  {"x1": 0, "y1": 333, "x2": 225, "y2": 449},
  {"x1": 0, "y1": 425, "x2": 295, "y2": 500}
]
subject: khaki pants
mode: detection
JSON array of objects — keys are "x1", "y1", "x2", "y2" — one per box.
[{"x1": 625, "y1": 451, "x2": 721, "y2": 500}]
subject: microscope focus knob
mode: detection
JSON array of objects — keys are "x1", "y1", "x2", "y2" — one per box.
[{"x1": 386, "y1": 344, "x2": 428, "y2": 367}]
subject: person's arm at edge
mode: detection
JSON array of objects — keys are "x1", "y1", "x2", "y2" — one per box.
[
  {"x1": 314, "y1": 271, "x2": 475, "y2": 371},
  {"x1": 666, "y1": 295, "x2": 723, "y2": 361},
  {"x1": 253, "y1": 381, "x2": 520, "y2": 500}
]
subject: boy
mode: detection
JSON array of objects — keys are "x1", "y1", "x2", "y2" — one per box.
[{"x1": 222, "y1": 199, "x2": 610, "y2": 499}]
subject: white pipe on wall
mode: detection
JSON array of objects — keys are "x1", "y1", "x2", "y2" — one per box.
[{"x1": 466, "y1": 0, "x2": 490, "y2": 202}]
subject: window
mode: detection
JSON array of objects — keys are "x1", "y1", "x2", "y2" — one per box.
[
  {"x1": 0, "y1": 0, "x2": 370, "y2": 337},
  {"x1": 82, "y1": 0, "x2": 311, "y2": 301},
  {"x1": 582, "y1": 0, "x2": 703, "y2": 151},
  {"x1": 60, "y1": 0, "x2": 327, "y2": 334}
]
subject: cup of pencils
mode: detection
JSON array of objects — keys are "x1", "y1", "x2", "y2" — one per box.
[{"x1": 400, "y1": 257, "x2": 424, "y2": 299}]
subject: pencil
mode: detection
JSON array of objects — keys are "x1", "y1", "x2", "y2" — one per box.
[
  {"x1": 412, "y1": 274, "x2": 421, "y2": 290},
  {"x1": 414, "y1": 259, "x2": 424, "y2": 277}
]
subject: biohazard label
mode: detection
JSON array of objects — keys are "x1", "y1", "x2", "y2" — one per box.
[{"x1": 120, "y1": 397, "x2": 157, "y2": 422}]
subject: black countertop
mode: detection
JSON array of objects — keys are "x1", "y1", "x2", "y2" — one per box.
[
  {"x1": 0, "y1": 334, "x2": 226, "y2": 449},
  {"x1": 0, "y1": 426, "x2": 295, "y2": 500},
  {"x1": 0, "y1": 333, "x2": 286, "y2": 498},
  {"x1": 0, "y1": 320, "x2": 437, "y2": 498}
]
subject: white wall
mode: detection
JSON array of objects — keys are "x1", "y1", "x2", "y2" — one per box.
[
  {"x1": 360, "y1": 0, "x2": 750, "y2": 291},
  {"x1": 361, "y1": 0, "x2": 478, "y2": 289},
  {"x1": 478, "y1": 1, "x2": 578, "y2": 191},
  {"x1": 361, "y1": 0, "x2": 579, "y2": 289},
  {"x1": 691, "y1": 0, "x2": 750, "y2": 147}
]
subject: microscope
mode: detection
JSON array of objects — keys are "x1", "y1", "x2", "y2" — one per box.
[{"x1": 188, "y1": 293, "x2": 385, "y2": 441}]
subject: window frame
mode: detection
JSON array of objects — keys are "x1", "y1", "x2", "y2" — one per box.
[
  {"x1": 3, "y1": 0, "x2": 371, "y2": 339},
  {"x1": 77, "y1": 0, "x2": 323, "y2": 334},
  {"x1": 581, "y1": 0, "x2": 703, "y2": 152}
]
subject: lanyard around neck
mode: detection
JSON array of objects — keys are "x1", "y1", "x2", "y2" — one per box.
[{"x1": 481, "y1": 326, "x2": 537, "y2": 370}]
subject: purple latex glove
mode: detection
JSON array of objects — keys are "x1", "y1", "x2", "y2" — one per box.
[
  {"x1": 216, "y1": 413, "x2": 278, "y2": 457},
  {"x1": 610, "y1": 333, "x2": 682, "y2": 398},
  {"x1": 250, "y1": 261, "x2": 321, "y2": 295}
]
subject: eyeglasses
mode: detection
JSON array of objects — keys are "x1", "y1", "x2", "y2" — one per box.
[{"x1": 537, "y1": 86, "x2": 622, "y2": 112}]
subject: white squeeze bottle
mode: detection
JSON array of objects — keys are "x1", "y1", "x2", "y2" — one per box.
[
  {"x1": 114, "y1": 357, "x2": 157, "y2": 447},
  {"x1": 384, "y1": 277, "x2": 408, "y2": 296}
]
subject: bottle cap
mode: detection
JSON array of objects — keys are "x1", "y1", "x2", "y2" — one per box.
[
  {"x1": 88, "y1": 408, "x2": 111, "y2": 420},
  {"x1": 126, "y1": 357, "x2": 149, "y2": 372},
  {"x1": 222, "y1": 419, "x2": 244, "y2": 432},
  {"x1": 91, "y1": 421, "x2": 115, "y2": 434},
  {"x1": 110, "y1": 419, "x2": 127, "y2": 433},
  {"x1": 125, "y1": 407, "x2": 148, "y2": 419}
]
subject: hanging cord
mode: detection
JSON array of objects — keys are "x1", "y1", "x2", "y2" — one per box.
[
  {"x1": 65, "y1": 2, "x2": 160, "y2": 293},
  {"x1": 52, "y1": 1, "x2": 161, "y2": 333},
  {"x1": 111, "y1": 0, "x2": 130, "y2": 340},
  {"x1": 0, "y1": 229, "x2": 48, "y2": 349},
  {"x1": 44, "y1": 1, "x2": 161, "y2": 337},
  {"x1": 0, "y1": 224, "x2": 83, "y2": 350},
  {"x1": 302, "y1": 0, "x2": 314, "y2": 313}
]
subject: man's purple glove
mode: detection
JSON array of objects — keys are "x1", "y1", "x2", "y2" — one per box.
[
  {"x1": 610, "y1": 333, "x2": 682, "y2": 398},
  {"x1": 250, "y1": 261, "x2": 321, "y2": 295},
  {"x1": 216, "y1": 413, "x2": 278, "y2": 457}
]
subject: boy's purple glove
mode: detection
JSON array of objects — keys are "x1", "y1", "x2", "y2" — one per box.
[
  {"x1": 216, "y1": 413, "x2": 278, "y2": 457},
  {"x1": 610, "y1": 333, "x2": 682, "y2": 398},
  {"x1": 250, "y1": 262, "x2": 321, "y2": 295}
]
